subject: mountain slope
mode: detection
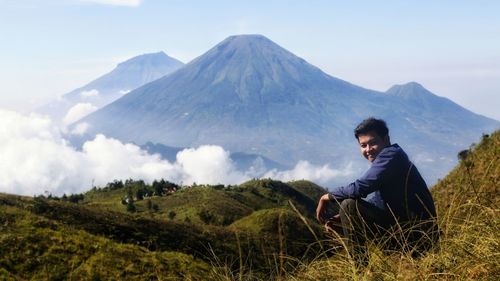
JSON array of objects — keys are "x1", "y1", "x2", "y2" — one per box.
[
  {"x1": 79, "y1": 35, "x2": 390, "y2": 164},
  {"x1": 386, "y1": 82, "x2": 496, "y2": 142},
  {"x1": 38, "y1": 52, "x2": 184, "y2": 124},
  {"x1": 77, "y1": 35, "x2": 499, "y2": 185}
]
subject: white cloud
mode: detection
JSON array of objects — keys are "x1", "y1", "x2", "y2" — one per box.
[
  {"x1": 63, "y1": 103, "x2": 97, "y2": 125},
  {"x1": 82, "y1": 134, "x2": 181, "y2": 185},
  {"x1": 81, "y1": 0, "x2": 142, "y2": 7},
  {"x1": 263, "y1": 161, "x2": 355, "y2": 185},
  {"x1": 119, "y1": 89, "x2": 131, "y2": 95},
  {"x1": 0, "y1": 109, "x2": 247, "y2": 196},
  {"x1": 176, "y1": 145, "x2": 249, "y2": 185},
  {"x1": 0, "y1": 109, "x2": 357, "y2": 197},
  {"x1": 80, "y1": 89, "x2": 99, "y2": 98},
  {"x1": 70, "y1": 122, "x2": 90, "y2": 135},
  {"x1": 0, "y1": 110, "x2": 83, "y2": 196}
]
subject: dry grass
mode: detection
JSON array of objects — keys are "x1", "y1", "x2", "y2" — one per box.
[
  {"x1": 210, "y1": 196, "x2": 499, "y2": 281},
  {"x1": 210, "y1": 132, "x2": 500, "y2": 280}
]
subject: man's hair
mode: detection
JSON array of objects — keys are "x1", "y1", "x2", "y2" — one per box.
[{"x1": 354, "y1": 118, "x2": 389, "y2": 139}]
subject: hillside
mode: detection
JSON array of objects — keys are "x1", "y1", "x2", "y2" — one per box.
[
  {"x1": 431, "y1": 130, "x2": 499, "y2": 212},
  {"x1": 0, "y1": 179, "x2": 327, "y2": 279},
  {"x1": 0, "y1": 194, "x2": 211, "y2": 280}
]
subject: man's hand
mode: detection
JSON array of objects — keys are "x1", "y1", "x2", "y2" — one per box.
[{"x1": 316, "y1": 193, "x2": 331, "y2": 223}]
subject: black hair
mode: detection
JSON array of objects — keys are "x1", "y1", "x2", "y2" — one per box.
[{"x1": 354, "y1": 117, "x2": 389, "y2": 139}]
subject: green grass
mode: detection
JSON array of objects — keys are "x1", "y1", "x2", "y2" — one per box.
[
  {"x1": 0, "y1": 179, "x2": 327, "y2": 279},
  {"x1": 0, "y1": 202, "x2": 211, "y2": 280}
]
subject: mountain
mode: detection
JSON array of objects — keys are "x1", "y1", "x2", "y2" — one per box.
[
  {"x1": 77, "y1": 35, "x2": 387, "y2": 164},
  {"x1": 38, "y1": 52, "x2": 184, "y2": 124},
  {"x1": 386, "y1": 82, "x2": 494, "y2": 132},
  {"x1": 76, "y1": 35, "x2": 499, "y2": 185}
]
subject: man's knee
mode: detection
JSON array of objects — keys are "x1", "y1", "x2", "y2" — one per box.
[{"x1": 340, "y1": 198, "x2": 357, "y2": 214}]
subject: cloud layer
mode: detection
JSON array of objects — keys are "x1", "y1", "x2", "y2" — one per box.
[
  {"x1": 0, "y1": 109, "x2": 354, "y2": 196},
  {"x1": 263, "y1": 160, "x2": 354, "y2": 184}
]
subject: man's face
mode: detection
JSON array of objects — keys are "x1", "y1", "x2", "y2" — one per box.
[{"x1": 357, "y1": 131, "x2": 390, "y2": 162}]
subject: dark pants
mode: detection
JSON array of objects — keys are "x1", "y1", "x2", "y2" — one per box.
[{"x1": 335, "y1": 199, "x2": 438, "y2": 257}]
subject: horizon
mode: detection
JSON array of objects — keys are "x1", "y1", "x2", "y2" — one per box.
[{"x1": 0, "y1": 0, "x2": 499, "y2": 120}]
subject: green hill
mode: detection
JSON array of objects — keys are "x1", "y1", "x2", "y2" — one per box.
[
  {"x1": 0, "y1": 179, "x2": 327, "y2": 279},
  {"x1": 431, "y1": 131, "x2": 499, "y2": 211},
  {"x1": 0, "y1": 194, "x2": 211, "y2": 280}
]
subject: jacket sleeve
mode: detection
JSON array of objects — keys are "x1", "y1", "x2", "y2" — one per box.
[{"x1": 329, "y1": 150, "x2": 396, "y2": 200}]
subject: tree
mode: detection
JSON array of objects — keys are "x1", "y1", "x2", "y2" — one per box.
[
  {"x1": 135, "y1": 189, "x2": 144, "y2": 200},
  {"x1": 126, "y1": 201, "x2": 137, "y2": 212},
  {"x1": 106, "y1": 180, "x2": 124, "y2": 190},
  {"x1": 68, "y1": 193, "x2": 84, "y2": 203},
  {"x1": 152, "y1": 180, "x2": 164, "y2": 196}
]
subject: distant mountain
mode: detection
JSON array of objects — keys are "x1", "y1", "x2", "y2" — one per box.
[
  {"x1": 76, "y1": 35, "x2": 499, "y2": 185},
  {"x1": 38, "y1": 52, "x2": 184, "y2": 124}
]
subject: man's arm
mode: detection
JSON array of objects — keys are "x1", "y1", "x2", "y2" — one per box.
[
  {"x1": 330, "y1": 151, "x2": 395, "y2": 200},
  {"x1": 316, "y1": 149, "x2": 398, "y2": 222},
  {"x1": 316, "y1": 193, "x2": 330, "y2": 222}
]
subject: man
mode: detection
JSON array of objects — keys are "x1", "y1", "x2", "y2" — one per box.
[{"x1": 316, "y1": 118, "x2": 438, "y2": 256}]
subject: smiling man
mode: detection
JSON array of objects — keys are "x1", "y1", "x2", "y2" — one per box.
[{"x1": 316, "y1": 117, "x2": 438, "y2": 256}]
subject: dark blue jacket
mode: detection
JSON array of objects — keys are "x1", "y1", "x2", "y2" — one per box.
[{"x1": 329, "y1": 144, "x2": 437, "y2": 221}]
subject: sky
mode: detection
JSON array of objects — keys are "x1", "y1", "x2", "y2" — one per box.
[
  {"x1": 0, "y1": 0, "x2": 499, "y2": 196},
  {"x1": 0, "y1": 0, "x2": 499, "y2": 120}
]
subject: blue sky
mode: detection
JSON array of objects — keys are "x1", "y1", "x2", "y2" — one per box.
[{"x1": 1, "y1": 0, "x2": 499, "y2": 120}]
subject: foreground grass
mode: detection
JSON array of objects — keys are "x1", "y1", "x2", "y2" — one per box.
[
  {"x1": 0, "y1": 203, "x2": 211, "y2": 280},
  {"x1": 209, "y1": 199, "x2": 498, "y2": 281},
  {"x1": 287, "y1": 202, "x2": 499, "y2": 281},
  {"x1": 214, "y1": 132, "x2": 500, "y2": 280}
]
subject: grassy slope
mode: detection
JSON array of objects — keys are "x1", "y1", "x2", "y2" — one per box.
[
  {"x1": 0, "y1": 179, "x2": 327, "y2": 279},
  {"x1": 83, "y1": 179, "x2": 324, "y2": 225},
  {"x1": 291, "y1": 131, "x2": 499, "y2": 280},
  {"x1": 432, "y1": 131, "x2": 499, "y2": 211},
  {"x1": 0, "y1": 195, "x2": 211, "y2": 280}
]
